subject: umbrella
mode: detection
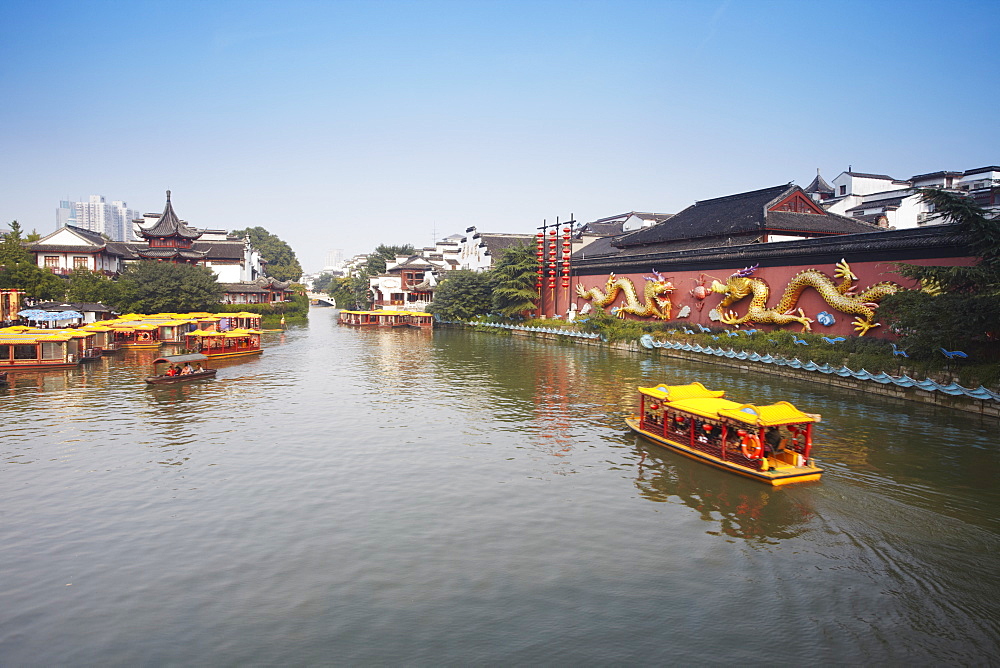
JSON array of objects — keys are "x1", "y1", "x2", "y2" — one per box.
[
  {"x1": 18, "y1": 310, "x2": 83, "y2": 321},
  {"x1": 38, "y1": 310, "x2": 84, "y2": 321}
]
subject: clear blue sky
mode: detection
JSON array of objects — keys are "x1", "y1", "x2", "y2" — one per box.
[{"x1": 2, "y1": 0, "x2": 997, "y2": 272}]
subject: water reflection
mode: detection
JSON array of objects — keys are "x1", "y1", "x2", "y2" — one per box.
[
  {"x1": 632, "y1": 441, "x2": 814, "y2": 543},
  {"x1": 0, "y1": 312, "x2": 997, "y2": 665}
]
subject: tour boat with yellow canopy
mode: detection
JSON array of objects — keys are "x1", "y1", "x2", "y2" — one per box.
[
  {"x1": 625, "y1": 381, "x2": 823, "y2": 485},
  {"x1": 338, "y1": 310, "x2": 434, "y2": 328},
  {"x1": 0, "y1": 327, "x2": 87, "y2": 370},
  {"x1": 183, "y1": 328, "x2": 263, "y2": 359}
]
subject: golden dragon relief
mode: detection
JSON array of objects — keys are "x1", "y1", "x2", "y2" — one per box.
[
  {"x1": 710, "y1": 260, "x2": 901, "y2": 336},
  {"x1": 576, "y1": 271, "x2": 675, "y2": 319}
]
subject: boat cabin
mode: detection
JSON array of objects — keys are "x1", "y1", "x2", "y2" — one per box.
[
  {"x1": 184, "y1": 328, "x2": 262, "y2": 359},
  {"x1": 0, "y1": 327, "x2": 86, "y2": 370}
]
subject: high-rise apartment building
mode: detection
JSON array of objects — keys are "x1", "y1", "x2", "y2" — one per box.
[
  {"x1": 325, "y1": 249, "x2": 344, "y2": 271},
  {"x1": 56, "y1": 195, "x2": 139, "y2": 241}
]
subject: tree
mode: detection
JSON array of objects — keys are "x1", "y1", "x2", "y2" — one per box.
[
  {"x1": 110, "y1": 261, "x2": 224, "y2": 314},
  {"x1": 365, "y1": 244, "x2": 415, "y2": 276},
  {"x1": 67, "y1": 268, "x2": 118, "y2": 304},
  {"x1": 312, "y1": 272, "x2": 335, "y2": 293},
  {"x1": 426, "y1": 270, "x2": 494, "y2": 321},
  {"x1": 880, "y1": 189, "x2": 1000, "y2": 359},
  {"x1": 0, "y1": 221, "x2": 66, "y2": 300},
  {"x1": 230, "y1": 226, "x2": 303, "y2": 282},
  {"x1": 327, "y1": 276, "x2": 354, "y2": 309},
  {"x1": 490, "y1": 243, "x2": 539, "y2": 317}
]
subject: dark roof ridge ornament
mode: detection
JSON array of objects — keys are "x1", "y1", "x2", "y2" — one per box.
[{"x1": 166, "y1": 189, "x2": 171, "y2": 202}]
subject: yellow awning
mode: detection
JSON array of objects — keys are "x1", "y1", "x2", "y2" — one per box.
[
  {"x1": 638, "y1": 381, "x2": 726, "y2": 402},
  {"x1": 664, "y1": 397, "x2": 744, "y2": 420},
  {"x1": 718, "y1": 401, "x2": 819, "y2": 426}
]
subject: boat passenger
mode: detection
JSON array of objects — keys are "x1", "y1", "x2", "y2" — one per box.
[
  {"x1": 166, "y1": 365, "x2": 178, "y2": 377},
  {"x1": 764, "y1": 427, "x2": 785, "y2": 455},
  {"x1": 181, "y1": 363, "x2": 194, "y2": 375},
  {"x1": 195, "y1": 362, "x2": 204, "y2": 372}
]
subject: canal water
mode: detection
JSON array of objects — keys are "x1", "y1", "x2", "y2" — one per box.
[{"x1": 1, "y1": 307, "x2": 997, "y2": 665}]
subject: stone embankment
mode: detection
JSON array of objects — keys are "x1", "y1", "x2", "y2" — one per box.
[{"x1": 451, "y1": 323, "x2": 1000, "y2": 418}]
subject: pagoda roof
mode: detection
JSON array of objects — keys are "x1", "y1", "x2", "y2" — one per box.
[
  {"x1": 137, "y1": 247, "x2": 209, "y2": 260},
  {"x1": 140, "y1": 191, "x2": 202, "y2": 240},
  {"x1": 804, "y1": 171, "x2": 834, "y2": 194}
]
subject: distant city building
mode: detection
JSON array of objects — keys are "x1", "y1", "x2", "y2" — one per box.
[
  {"x1": 324, "y1": 249, "x2": 345, "y2": 272},
  {"x1": 56, "y1": 196, "x2": 139, "y2": 242}
]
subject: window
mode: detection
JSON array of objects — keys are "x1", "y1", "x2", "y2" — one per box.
[
  {"x1": 74, "y1": 256, "x2": 89, "y2": 269},
  {"x1": 45, "y1": 256, "x2": 60, "y2": 268},
  {"x1": 0, "y1": 344, "x2": 9, "y2": 360},
  {"x1": 14, "y1": 344, "x2": 38, "y2": 360},
  {"x1": 839, "y1": 185, "x2": 847, "y2": 196}
]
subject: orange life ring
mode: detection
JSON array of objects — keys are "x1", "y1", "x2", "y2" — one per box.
[{"x1": 741, "y1": 434, "x2": 764, "y2": 460}]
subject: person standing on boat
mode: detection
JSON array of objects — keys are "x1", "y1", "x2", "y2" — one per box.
[{"x1": 765, "y1": 427, "x2": 784, "y2": 456}]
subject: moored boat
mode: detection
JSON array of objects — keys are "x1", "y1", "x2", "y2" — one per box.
[
  {"x1": 626, "y1": 381, "x2": 823, "y2": 486},
  {"x1": 145, "y1": 353, "x2": 217, "y2": 384},
  {"x1": 183, "y1": 328, "x2": 263, "y2": 359},
  {"x1": 338, "y1": 310, "x2": 434, "y2": 328},
  {"x1": 0, "y1": 327, "x2": 85, "y2": 370}
]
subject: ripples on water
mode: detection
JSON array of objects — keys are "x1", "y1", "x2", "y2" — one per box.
[{"x1": 0, "y1": 308, "x2": 997, "y2": 665}]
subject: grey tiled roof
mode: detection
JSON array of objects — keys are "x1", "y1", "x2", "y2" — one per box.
[
  {"x1": 804, "y1": 173, "x2": 834, "y2": 194},
  {"x1": 573, "y1": 224, "x2": 969, "y2": 275},
  {"x1": 613, "y1": 184, "x2": 879, "y2": 251},
  {"x1": 140, "y1": 191, "x2": 202, "y2": 240},
  {"x1": 478, "y1": 233, "x2": 534, "y2": 256},
  {"x1": 137, "y1": 247, "x2": 208, "y2": 259}
]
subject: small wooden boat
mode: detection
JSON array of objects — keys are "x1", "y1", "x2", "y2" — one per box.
[
  {"x1": 626, "y1": 381, "x2": 823, "y2": 486},
  {"x1": 145, "y1": 353, "x2": 217, "y2": 384}
]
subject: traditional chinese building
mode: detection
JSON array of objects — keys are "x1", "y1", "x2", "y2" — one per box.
[
  {"x1": 557, "y1": 183, "x2": 974, "y2": 339},
  {"x1": 26, "y1": 191, "x2": 294, "y2": 304},
  {"x1": 134, "y1": 190, "x2": 207, "y2": 263}
]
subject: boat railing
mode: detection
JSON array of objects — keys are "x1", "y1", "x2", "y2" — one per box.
[{"x1": 641, "y1": 415, "x2": 765, "y2": 471}]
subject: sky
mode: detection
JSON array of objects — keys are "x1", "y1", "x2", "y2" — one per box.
[{"x1": 1, "y1": 0, "x2": 997, "y2": 273}]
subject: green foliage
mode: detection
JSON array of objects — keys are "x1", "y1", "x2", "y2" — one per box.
[
  {"x1": 312, "y1": 273, "x2": 335, "y2": 293},
  {"x1": 0, "y1": 221, "x2": 67, "y2": 300},
  {"x1": 365, "y1": 245, "x2": 415, "y2": 276},
  {"x1": 66, "y1": 268, "x2": 118, "y2": 303},
  {"x1": 881, "y1": 189, "x2": 1000, "y2": 361},
  {"x1": 0, "y1": 221, "x2": 30, "y2": 267},
  {"x1": 490, "y1": 243, "x2": 539, "y2": 316},
  {"x1": 427, "y1": 270, "x2": 494, "y2": 321},
  {"x1": 111, "y1": 261, "x2": 224, "y2": 313},
  {"x1": 230, "y1": 226, "x2": 303, "y2": 282},
  {"x1": 327, "y1": 276, "x2": 355, "y2": 309},
  {"x1": 216, "y1": 292, "x2": 310, "y2": 325}
]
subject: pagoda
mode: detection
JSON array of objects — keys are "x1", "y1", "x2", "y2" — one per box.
[{"x1": 136, "y1": 190, "x2": 208, "y2": 263}]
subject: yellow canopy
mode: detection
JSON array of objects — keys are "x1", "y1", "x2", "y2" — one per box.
[
  {"x1": 718, "y1": 401, "x2": 819, "y2": 426},
  {"x1": 639, "y1": 381, "x2": 725, "y2": 402}
]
